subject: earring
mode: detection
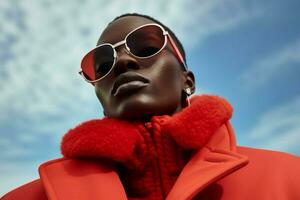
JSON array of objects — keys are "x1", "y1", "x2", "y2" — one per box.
[
  {"x1": 185, "y1": 88, "x2": 192, "y2": 96},
  {"x1": 183, "y1": 88, "x2": 192, "y2": 107}
]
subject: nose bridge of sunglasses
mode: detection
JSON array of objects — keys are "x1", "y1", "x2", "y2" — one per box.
[{"x1": 114, "y1": 44, "x2": 136, "y2": 62}]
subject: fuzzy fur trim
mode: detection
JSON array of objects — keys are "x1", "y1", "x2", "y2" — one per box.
[
  {"x1": 61, "y1": 118, "x2": 143, "y2": 162},
  {"x1": 160, "y1": 95, "x2": 233, "y2": 149},
  {"x1": 61, "y1": 95, "x2": 233, "y2": 161}
]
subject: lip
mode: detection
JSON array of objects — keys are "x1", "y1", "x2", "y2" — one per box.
[{"x1": 112, "y1": 72, "x2": 150, "y2": 96}]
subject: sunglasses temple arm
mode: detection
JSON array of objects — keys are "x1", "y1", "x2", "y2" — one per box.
[{"x1": 167, "y1": 34, "x2": 188, "y2": 70}]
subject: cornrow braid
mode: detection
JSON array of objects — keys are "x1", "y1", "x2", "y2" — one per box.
[{"x1": 106, "y1": 13, "x2": 186, "y2": 63}]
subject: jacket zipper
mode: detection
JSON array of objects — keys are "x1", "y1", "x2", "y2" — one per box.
[{"x1": 144, "y1": 121, "x2": 166, "y2": 199}]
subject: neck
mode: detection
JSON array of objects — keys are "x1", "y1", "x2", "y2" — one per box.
[{"x1": 125, "y1": 96, "x2": 188, "y2": 123}]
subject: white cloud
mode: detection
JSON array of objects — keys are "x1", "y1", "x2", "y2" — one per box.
[
  {"x1": 241, "y1": 39, "x2": 300, "y2": 90},
  {"x1": 246, "y1": 95, "x2": 300, "y2": 154}
]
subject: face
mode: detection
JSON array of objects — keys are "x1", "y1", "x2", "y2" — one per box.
[{"x1": 95, "y1": 16, "x2": 195, "y2": 121}]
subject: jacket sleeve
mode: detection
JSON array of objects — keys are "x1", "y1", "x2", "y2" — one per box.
[{"x1": 0, "y1": 179, "x2": 48, "y2": 200}]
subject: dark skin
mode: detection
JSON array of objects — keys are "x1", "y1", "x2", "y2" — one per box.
[{"x1": 95, "y1": 16, "x2": 195, "y2": 122}]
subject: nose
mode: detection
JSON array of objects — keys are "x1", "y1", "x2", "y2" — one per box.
[{"x1": 113, "y1": 47, "x2": 140, "y2": 75}]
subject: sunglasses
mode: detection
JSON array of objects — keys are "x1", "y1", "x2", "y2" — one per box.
[{"x1": 79, "y1": 23, "x2": 187, "y2": 84}]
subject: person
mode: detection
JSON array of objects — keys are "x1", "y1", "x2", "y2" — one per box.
[{"x1": 2, "y1": 13, "x2": 300, "y2": 200}]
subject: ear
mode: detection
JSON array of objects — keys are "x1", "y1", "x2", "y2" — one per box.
[{"x1": 182, "y1": 70, "x2": 196, "y2": 95}]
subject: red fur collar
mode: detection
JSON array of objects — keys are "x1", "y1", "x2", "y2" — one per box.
[{"x1": 61, "y1": 95, "x2": 233, "y2": 163}]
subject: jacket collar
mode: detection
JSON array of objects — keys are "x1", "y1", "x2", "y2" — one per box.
[
  {"x1": 166, "y1": 121, "x2": 249, "y2": 200},
  {"x1": 40, "y1": 95, "x2": 249, "y2": 200},
  {"x1": 61, "y1": 95, "x2": 234, "y2": 162}
]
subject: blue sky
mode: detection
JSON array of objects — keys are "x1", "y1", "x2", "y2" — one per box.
[{"x1": 0, "y1": 0, "x2": 300, "y2": 196}]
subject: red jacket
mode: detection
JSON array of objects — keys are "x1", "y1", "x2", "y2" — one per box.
[{"x1": 2, "y1": 95, "x2": 300, "y2": 200}]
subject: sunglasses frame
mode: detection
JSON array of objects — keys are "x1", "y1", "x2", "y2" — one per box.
[{"x1": 79, "y1": 23, "x2": 187, "y2": 84}]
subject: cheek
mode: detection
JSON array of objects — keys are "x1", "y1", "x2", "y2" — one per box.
[
  {"x1": 94, "y1": 79, "x2": 113, "y2": 108},
  {"x1": 145, "y1": 57, "x2": 184, "y2": 113},
  {"x1": 94, "y1": 86, "x2": 105, "y2": 109},
  {"x1": 150, "y1": 56, "x2": 183, "y2": 96}
]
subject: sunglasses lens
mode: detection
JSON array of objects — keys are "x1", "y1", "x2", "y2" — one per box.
[
  {"x1": 81, "y1": 44, "x2": 114, "y2": 81},
  {"x1": 126, "y1": 25, "x2": 165, "y2": 57}
]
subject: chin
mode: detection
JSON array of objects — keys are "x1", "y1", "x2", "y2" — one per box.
[
  {"x1": 108, "y1": 96, "x2": 181, "y2": 121},
  {"x1": 111, "y1": 100, "x2": 155, "y2": 121}
]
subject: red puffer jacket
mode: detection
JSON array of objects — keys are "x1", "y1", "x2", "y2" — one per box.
[{"x1": 2, "y1": 95, "x2": 300, "y2": 200}]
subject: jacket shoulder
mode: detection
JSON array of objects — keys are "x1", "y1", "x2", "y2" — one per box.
[
  {"x1": 215, "y1": 146, "x2": 300, "y2": 199},
  {"x1": 237, "y1": 146, "x2": 300, "y2": 163},
  {"x1": 237, "y1": 146, "x2": 300, "y2": 174},
  {"x1": 1, "y1": 179, "x2": 47, "y2": 200},
  {"x1": 236, "y1": 146, "x2": 300, "y2": 196},
  {"x1": 38, "y1": 158, "x2": 127, "y2": 200}
]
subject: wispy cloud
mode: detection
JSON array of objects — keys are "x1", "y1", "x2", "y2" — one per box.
[
  {"x1": 241, "y1": 38, "x2": 300, "y2": 90},
  {"x1": 246, "y1": 95, "x2": 300, "y2": 154},
  {"x1": 169, "y1": 1, "x2": 261, "y2": 49}
]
